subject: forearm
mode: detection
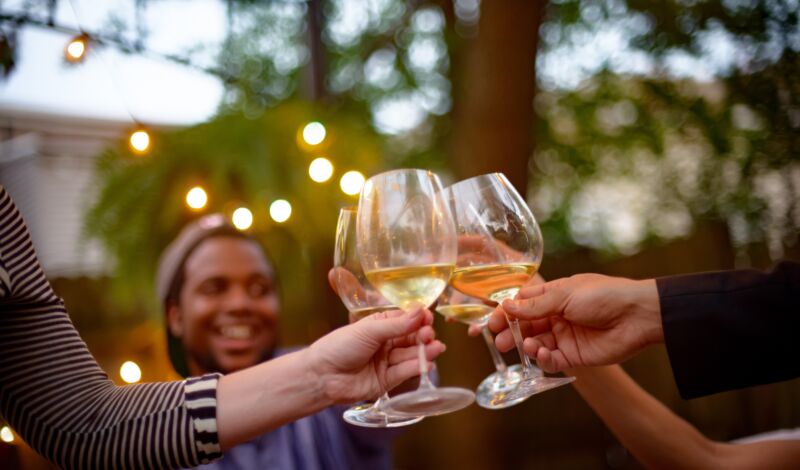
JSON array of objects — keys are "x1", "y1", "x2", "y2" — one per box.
[
  {"x1": 570, "y1": 365, "x2": 717, "y2": 469},
  {"x1": 1, "y1": 183, "x2": 222, "y2": 468},
  {"x1": 658, "y1": 261, "x2": 800, "y2": 398},
  {"x1": 217, "y1": 348, "x2": 333, "y2": 450}
]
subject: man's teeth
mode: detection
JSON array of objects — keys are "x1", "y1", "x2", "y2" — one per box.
[{"x1": 220, "y1": 325, "x2": 254, "y2": 340}]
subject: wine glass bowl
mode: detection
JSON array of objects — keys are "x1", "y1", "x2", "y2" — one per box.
[
  {"x1": 447, "y1": 173, "x2": 573, "y2": 406},
  {"x1": 332, "y1": 207, "x2": 424, "y2": 427},
  {"x1": 358, "y1": 169, "x2": 475, "y2": 417}
]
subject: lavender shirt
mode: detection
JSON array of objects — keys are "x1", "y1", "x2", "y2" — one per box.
[{"x1": 190, "y1": 348, "x2": 397, "y2": 470}]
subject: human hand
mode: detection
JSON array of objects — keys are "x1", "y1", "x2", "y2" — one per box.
[
  {"x1": 488, "y1": 274, "x2": 662, "y2": 372},
  {"x1": 307, "y1": 307, "x2": 445, "y2": 403}
]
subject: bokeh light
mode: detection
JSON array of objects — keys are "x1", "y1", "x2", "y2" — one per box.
[
  {"x1": 232, "y1": 207, "x2": 254, "y2": 230},
  {"x1": 119, "y1": 361, "x2": 142, "y2": 384},
  {"x1": 340, "y1": 171, "x2": 365, "y2": 196},
  {"x1": 129, "y1": 130, "x2": 151, "y2": 154},
  {"x1": 0, "y1": 426, "x2": 13, "y2": 443},
  {"x1": 269, "y1": 199, "x2": 292, "y2": 223},
  {"x1": 302, "y1": 121, "x2": 326, "y2": 145},
  {"x1": 65, "y1": 35, "x2": 87, "y2": 63},
  {"x1": 308, "y1": 157, "x2": 334, "y2": 182},
  {"x1": 185, "y1": 186, "x2": 208, "y2": 210}
]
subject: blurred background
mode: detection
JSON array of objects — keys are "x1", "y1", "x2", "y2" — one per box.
[{"x1": 0, "y1": 0, "x2": 798, "y2": 468}]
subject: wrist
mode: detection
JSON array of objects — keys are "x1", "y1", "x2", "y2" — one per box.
[
  {"x1": 301, "y1": 347, "x2": 336, "y2": 408},
  {"x1": 631, "y1": 279, "x2": 663, "y2": 345}
]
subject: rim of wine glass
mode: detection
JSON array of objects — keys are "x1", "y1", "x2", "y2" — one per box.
[
  {"x1": 363, "y1": 168, "x2": 439, "y2": 180},
  {"x1": 360, "y1": 168, "x2": 444, "y2": 196},
  {"x1": 446, "y1": 172, "x2": 513, "y2": 192}
]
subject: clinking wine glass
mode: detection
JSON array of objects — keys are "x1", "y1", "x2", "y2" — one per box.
[
  {"x1": 332, "y1": 207, "x2": 424, "y2": 427},
  {"x1": 357, "y1": 169, "x2": 475, "y2": 417},
  {"x1": 446, "y1": 173, "x2": 574, "y2": 406},
  {"x1": 436, "y1": 286, "x2": 528, "y2": 409}
]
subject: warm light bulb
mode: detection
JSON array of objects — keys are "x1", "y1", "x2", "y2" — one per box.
[
  {"x1": 129, "y1": 130, "x2": 151, "y2": 153},
  {"x1": 340, "y1": 171, "x2": 365, "y2": 196},
  {"x1": 302, "y1": 122, "x2": 326, "y2": 145},
  {"x1": 269, "y1": 199, "x2": 292, "y2": 223},
  {"x1": 308, "y1": 157, "x2": 334, "y2": 183},
  {"x1": 0, "y1": 426, "x2": 13, "y2": 443},
  {"x1": 232, "y1": 207, "x2": 253, "y2": 230},
  {"x1": 120, "y1": 361, "x2": 142, "y2": 384},
  {"x1": 186, "y1": 186, "x2": 208, "y2": 210},
  {"x1": 65, "y1": 36, "x2": 87, "y2": 63}
]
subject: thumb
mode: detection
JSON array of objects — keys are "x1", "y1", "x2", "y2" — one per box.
[
  {"x1": 356, "y1": 308, "x2": 424, "y2": 344},
  {"x1": 502, "y1": 287, "x2": 568, "y2": 320},
  {"x1": 327, "y1": 268, "x2": 338, "y2": 292}
]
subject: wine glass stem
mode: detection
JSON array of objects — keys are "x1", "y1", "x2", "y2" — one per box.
[
  {"x1": 481, "y1": 327, "x2": 507, "y2": 373},
  {"x1": 373, "y1": 392, "x2": 391, "y2": 411},
  {"x1": 503, "y1": 313, "x2": 536, "y2": 377},
  {"x1": 417, "y1": 340, "x2": 435, "y2": 389}
]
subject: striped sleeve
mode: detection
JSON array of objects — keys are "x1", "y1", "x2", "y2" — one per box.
[{"x1": 0, "y1": 186, "x2": 223, "y2": 469}]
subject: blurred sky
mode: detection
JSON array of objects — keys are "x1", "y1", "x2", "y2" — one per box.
[
  {"x1": 0, "y1": 0, "x2": 226, "y2": 125},
  {"x1": 0, "y1": 0, "x2": 736, "y2": 127}
]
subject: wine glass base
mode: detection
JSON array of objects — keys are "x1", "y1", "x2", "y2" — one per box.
[
  {"x1": 493, "y1": 375, "x2": 575, "y2": 407},
  {"x1": 476, "y1": 364, "x2": 530, "y2": 410},
  {"x1": 384, "y1": 387, "x2": 475, "y2": 417},
  {"x1": 342, "y1": 403, "x2": 424, "y2": 428}
]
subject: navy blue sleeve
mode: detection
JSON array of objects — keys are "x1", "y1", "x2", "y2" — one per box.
[{"x1": 658, "y1": 261, "x2": 800, "y2": 399}]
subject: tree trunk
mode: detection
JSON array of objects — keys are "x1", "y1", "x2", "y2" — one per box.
[
  {"x1": 305, "y1": 0, "x2": 326, "y2": 101},
  {"x1": 449, "y1": 1, "x2": 545, "y2": 194}
]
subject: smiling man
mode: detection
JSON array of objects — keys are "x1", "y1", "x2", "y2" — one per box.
[{"x1": 157, "y1": 214, "x2": 400, "y2": 470}]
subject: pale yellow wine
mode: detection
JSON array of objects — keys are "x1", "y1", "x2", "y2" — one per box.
[
  {"x1": 349, "y1": 305, "x2": 398, "y2": 321},
  {"x1": 450, "y1": 263, "x2": 539, "y2": 303},
  {"x1": 365, "y1": 264, "x2": 454, "y2": 312},
  {"x1": 435, "y1": 304, "x2": 494, "y2": 325}
]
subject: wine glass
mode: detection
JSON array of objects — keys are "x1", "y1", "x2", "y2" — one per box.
[
  {"x1": 436, "y1": 287, "x2": 528, "y2": 409},
  {"x1": 357, "y1": 169, "x2": 475, "y2": 417},
  {"x1": 332, "y1": 207, "x2": 424, "y2": 427},
  {"x1": 446, "y1": 173, "x2": 574, "y2": 405}
]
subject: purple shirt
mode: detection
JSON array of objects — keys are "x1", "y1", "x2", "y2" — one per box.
[{"x1": 190, "y1": 349, "x2": 396, "y2": 470}]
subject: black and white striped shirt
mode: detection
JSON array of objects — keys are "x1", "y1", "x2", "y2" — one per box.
[{"x1": 0, "y1": 186, "x2": 223, "y2": 469}]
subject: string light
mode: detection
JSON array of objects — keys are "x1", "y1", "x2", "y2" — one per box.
[
  {"x1": 340, "y1": 171, "x2": 365, "y2": 196},
  {"x1": 308, "y1": 157, "x2": 334, "y2": 183},
  {"x1": 269, "y1": 199, "x2": 292, "y2": 223},
  {"x1": 0, "y1": 426, "x2": 13, "y2": 444},
  {"x1": 301, "y1": 122, "x2": 326, "y2": 146},
  {"x1": 119, "y1": 361, "x2": 142, "y2": 384},
  {"x1": 232, "y1": 207, "x2": 253, "y2": 230},
  {"x1": 65, "y1": 34, "x2": 89, "y2": 63},
  {"x1": 129, "y1": 129, "x2": 151, "y2": 154},
  {"x1": 186, "y1": 186, "x2": 208, "y2": 210}
]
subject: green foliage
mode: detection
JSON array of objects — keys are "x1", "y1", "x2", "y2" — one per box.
[
  {"x1": 85, "y1": 100, "x2": 385, "y2": 325},
  {"x1": 533, "y1": 0, "x2": 800, "y2": 257},
  {"x1": 219, "y1": 0, "x2": 451, "y2": 150}
]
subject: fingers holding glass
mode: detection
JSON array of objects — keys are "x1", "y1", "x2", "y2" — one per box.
[
  {"x1": 447, "y1": 173, "x2": 573, "y2": 405},
  {"x1": 358, "y1": 169, "x2": 475, "y2": 417},
  {"x1": 333, "y1": 207, "x2": 425, "y2": 427}
]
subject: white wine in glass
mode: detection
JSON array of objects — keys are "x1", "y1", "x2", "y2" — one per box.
[
  {"x1": 447, "y1": 173, "x2": 574, "y2": 406},
  {"x1": 436, "y1": 303, "x2": 493, "y2": 324},
  {"x1": 450, "y1": 263, "x2": 540, "y2": 303},
  {"x1": 358, "y1": 169, "x2": 475, "y2": 417},
  {"x1": 332, "y1": 207, "x2": 424, "y2": 428},
  {"x1": 365, "y1": 264, "x2": 453, "y2": 312}
]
